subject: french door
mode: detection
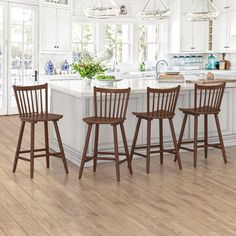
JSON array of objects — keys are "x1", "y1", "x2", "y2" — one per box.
[{"x1": 0, "y1": 1, "x2": 38, "y2": 115}]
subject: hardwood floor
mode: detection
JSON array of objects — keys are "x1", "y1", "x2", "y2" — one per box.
[{"x1": 0, "y1": 116, "x2": 236, "y2": 235}]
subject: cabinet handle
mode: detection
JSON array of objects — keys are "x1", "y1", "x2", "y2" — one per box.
[
  {"x1": 224, "y1": 6, "x2": 230, "y2": 9},
  {"x1": 224, "y1": 46, "x2": 229, "y2": 49},
  {"x1": 190, "y1": 47, "x2": 195, "y2": 50}
]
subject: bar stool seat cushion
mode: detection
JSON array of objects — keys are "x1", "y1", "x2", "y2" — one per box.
[
  {"x1": 83, "y1": 117, "x2": 126, "y2": 125},
  {"x1": 180, "y1": 107, "x2": 220, "y2": 115},
  {"x1": 132, "y1": 111, "x2": 174, "y2": 119},
  {"x1": 20, "y1": 113, "x2": 63, "y2": 122}
]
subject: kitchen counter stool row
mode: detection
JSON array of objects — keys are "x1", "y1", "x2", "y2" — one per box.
[{"x1": 12, "y1": 82, "x2": 227, "y2": 181}]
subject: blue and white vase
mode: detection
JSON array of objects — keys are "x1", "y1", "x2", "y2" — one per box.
[{"x1": 44, "y1": 60, "x2": 54, "y2": 75}]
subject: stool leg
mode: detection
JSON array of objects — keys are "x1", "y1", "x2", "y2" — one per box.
[
  {"x1": 193, "y1": 115, "x2": 198, "y2": 168},
  {"x1": 214, "y1": 114, "x2": 227, "y2": 164},
  {"x1": 120, "y1": 123, "x2": 133, "y2": 175},
  {"x1": 204, "y1": 114, "x2": 208, "y2": 159},
  {"x1": 146, "y1": 120, "x2": 151, "y2": 174},
  {"x1": 79, "y1": 124, "x2": 92, "y2": 179},
  {"x1": 53, "y1": 121, "x2": 69, "y2": 174},
  {"x1": 175, "y1": 113, "x2": 188, "y2": 162},
  {"x1": 44, "y1": 121, "x2": 50, "y2": 168},
  {"x1": 30, "y1": 123, "x2": 35, "y2": 179},
  {"x1": 13, "y1": 121, "x2": 25, "y2": 173},
  {"x1": 113, "y1": 125, "x2": 120, "y2": 182},
  {"x1": 130, "y1": 118, "x2": 141, "y2": 160},
  {"x1": 159, "y1": 119, "x2": 164, "y2": 165},
  {"x1": 169, "y1": 118, "x2": 182, "y2": 170},
  {"x1": 93, "y1": 124, "x2": 99, "y2": 172}
]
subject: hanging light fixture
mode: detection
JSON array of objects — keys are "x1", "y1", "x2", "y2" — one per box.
[
  {"x1": 138, "y1": 0, "x2": 171, "y2": 20},
  {"x1": 84, "y1": 0, "x2": 120, "y2": 19},
  {"x1": 187, "y1": 0, "x2": 219, "y2": 21}
]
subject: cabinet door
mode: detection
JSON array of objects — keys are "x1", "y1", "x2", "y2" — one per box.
[
  {"x1": 56, "y1": 8, "x2": 71, "y2": 52},
  {"x1": 212, "y1": 12, "x2": 228, "y2": 51},
  {"x1": 228, "y1": 11, "x2": 236, "y2": 51},
  {"x1": 181, "y1": 14, "x2": 208, "y2": 52},
  {"x1": 41, "y1": 6, "x2": 57, "y2": 51},
  {"x1": 214, "y1": 0, "x2": 236, "y2": 11}
]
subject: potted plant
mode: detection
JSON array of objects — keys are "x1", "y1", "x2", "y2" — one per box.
[{"x1": 71, "y1": 58, "x2": 107, "y2": 85}]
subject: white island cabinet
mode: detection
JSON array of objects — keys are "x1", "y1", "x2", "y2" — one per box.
[{"x1": 49, "y1": 79, "x2": 236, "y2": 166}]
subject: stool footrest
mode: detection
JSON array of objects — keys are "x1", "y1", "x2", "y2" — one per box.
[
  {"x1": 19, "y1": 148, "x2": 46, "y2": 154},
  {"x1": 97, "y1": 151, "x2": 126, "y2": 156},
  {"x1": 49, "y1": 152, "x2": 62, "y2": 157},
  {"x1": 18, "y1": 156, "x2": 30, "y2": 162}
]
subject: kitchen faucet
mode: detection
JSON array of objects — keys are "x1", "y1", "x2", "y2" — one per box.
[{"x1": 155, "y1": 60, "x2": 168, "y2": 77}]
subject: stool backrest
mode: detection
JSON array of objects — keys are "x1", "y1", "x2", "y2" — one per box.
[
  {"x1": 194, "y1": 83, "x2": 226, "y2": 112},
  {"x1": 93, "y1": 87, "x2": 131, "y2": 119},
  {"x1": 147, "y1": 86, "x2": 180, "y2": 116},
  {"x1": 13, "y1": 83, "x2": 48, "y2": 117}
]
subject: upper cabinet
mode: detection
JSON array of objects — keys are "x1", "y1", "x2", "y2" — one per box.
[
  {"x1": 169, "y1": 0, "x2": 208, "y2": 53},
  {"x1": 40, "y1": 0, "x2": 72, "y2": 53},
  {"x1": 212, "y1": 1, "x2": 236, "y2": 52},
  {"x1": 180, "y1": 14, "x2": 208, "y2": 52},
  {"x1": 214, "y1": 0, "x2": 236, "y2": 11}
]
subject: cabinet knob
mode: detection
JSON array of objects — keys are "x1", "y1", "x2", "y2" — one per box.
[
  {"x1": 224, "y1": 46, "x2": 229, "y2": 49},
  {"x1": 224, "y1": 6, "x2": 230, "y2": 9}
]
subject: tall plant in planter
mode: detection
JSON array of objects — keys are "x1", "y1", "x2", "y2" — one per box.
[{"x1": 71, "y1": 58, "x2": 107, "y2": 84}]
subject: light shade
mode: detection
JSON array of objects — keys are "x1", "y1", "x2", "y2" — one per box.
[
  {"x1": 187, "y1": 0, "x2": 219, "y2": 21},
  {"x1": 138, "y1": 0, "x2": 171, "y2": 20},
  {"x1": 84, "y1": 0, "x2": 120, "y2": 19}
]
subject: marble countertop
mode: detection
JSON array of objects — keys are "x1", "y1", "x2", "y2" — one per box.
[{"x1": 49, "y1": 77, "x2": 236, "y2": 98}]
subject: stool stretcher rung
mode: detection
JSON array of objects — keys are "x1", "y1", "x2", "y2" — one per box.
[
  {"x1": 19, "y1": 148, "x2": 46, "y2": 154},
  {"x1": 18, "y1": 156, "x2": 30, "y2": 162}
]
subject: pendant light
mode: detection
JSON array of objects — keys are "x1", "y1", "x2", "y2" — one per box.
[
  {"x1": 187, "y1": 0, "x2": 219, "y2": 21},
  {"x1": 84, "y1": 0, "x2": 120, "y2": 19},
  {"x1": 138, "y1": 0, "x2": 171, "y2": 20}
]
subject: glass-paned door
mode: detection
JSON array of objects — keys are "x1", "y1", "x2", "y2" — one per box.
[
  {"x1": 0, "y1": 2, "x2": 7, "y2": 114},
  {"x1": 8, "y1": 3, "x2": 38, "y2": 114}
]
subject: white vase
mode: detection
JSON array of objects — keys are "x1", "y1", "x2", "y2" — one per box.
[{"x1": 83, "y1": 78, "x2": 92, "y2": 86}]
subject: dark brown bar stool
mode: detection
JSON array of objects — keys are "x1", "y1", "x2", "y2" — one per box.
[
  {"x1": 177, "y1": 82, "x2": 227, "y2": 167},
  {"x1": 13, "y1": 83, "x2": 69, "y2": 178},
  {"x1": 130, "y1": 86, "x2": 182, "y2": 174},
  {"x1": 79, "y1": 87, "x2": 133, "y2": 182}
]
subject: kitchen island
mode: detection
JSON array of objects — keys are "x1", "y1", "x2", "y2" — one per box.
[{"x1": 49, "y1": 78, "x2": 236, "y2": 166}]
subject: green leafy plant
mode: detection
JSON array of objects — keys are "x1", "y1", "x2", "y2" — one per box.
[
  {"x1": 96, "y1": 75, "x2": 116, "y2": 80},
  {"x1": 71, "y1": 59, "x2": 107, "y2": 80}
]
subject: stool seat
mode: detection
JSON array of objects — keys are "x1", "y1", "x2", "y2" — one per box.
[
  {"x1": 20, "y1": 113, "x2": 63, "y2": 122},
  {"x1": 180, "y1": 107, "x2": 220, "y2": 115},
  {"x1": 83, "y1": 117, "x2": 125, "y2": 125},
  {"x1": 133, "y1": 111, "x2": 174, "y2": 119}
]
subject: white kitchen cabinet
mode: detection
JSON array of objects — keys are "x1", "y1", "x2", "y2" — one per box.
[
  {"x1": 42, "y1": 0, "x2": 71, "y2": 9},
  {"x1": 40, "y1": 5, "x2": 71, "y2": 52},
  {"x1": 214, "y1": 0, "x2": 236, "y2": 11},
  {"x1": 212, "y1": 11, "x2": 236, "y2": 51},
  {"x1": 180, "y1": 14, "x2": 208, "y2": 52}
]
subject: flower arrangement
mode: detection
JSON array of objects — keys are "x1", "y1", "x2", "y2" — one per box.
[{"x1": 71, "y1": 58, "x2": 107, "y2": 80}]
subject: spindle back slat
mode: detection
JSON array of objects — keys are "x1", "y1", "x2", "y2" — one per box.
[
  {"x1": 93, "y1": 87, "x2": 131, "y2": 119},
  {"x1": 13, "y1": 83, "x2": 48, "y2": 117},
  {"x1": 194, "y1": 83, "x2": 226, "y2": 113},
  {"x1": 147, "y1": 86, "x2": 180, "y2": 117}
]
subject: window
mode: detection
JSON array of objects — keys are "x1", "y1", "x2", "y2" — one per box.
[
  {"x1": 139, "y1": 24, "x2": 159, "y2": 62},
  {"x1": 105, "y1": 24, "x2": 131, "y2": 64},
  {"x1": 72, "y1": 22, "x2": 96, "y2": 60}
]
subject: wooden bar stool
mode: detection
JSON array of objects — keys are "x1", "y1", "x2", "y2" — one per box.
[
  {"x1": 177, "y1": 82, "x2": 227, "y2": 167},
  {"x1": 79, "y1": 87, "x2": 133, "y2": 182},
  {"x1": 13, "y1": 83, "x2": 69, "y2": 178},
  {"x1": 130, "y1": 86, "x2": 182, "y2": 174}
]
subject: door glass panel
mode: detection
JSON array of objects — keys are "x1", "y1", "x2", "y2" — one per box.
[
  {"x1": 10, "y1": 5, "x2": 36, "y2": 112},
  {"x1": 0, "y1": 5, "x2": 3, "y2": 111}
]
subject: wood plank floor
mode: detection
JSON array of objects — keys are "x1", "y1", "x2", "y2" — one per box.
[{"x1": 0, "y1": 116, "x2": 236, "y2": 235}]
